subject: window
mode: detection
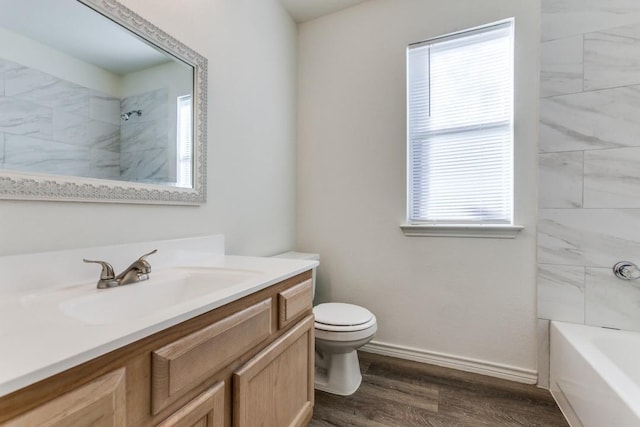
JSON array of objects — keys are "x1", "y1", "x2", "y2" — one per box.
[
  {"x1": 176, "y1": 95, "x2": 193, "y2": 188},
  {"x1": 405, "y1": 20, "x2": 520, "y2": 237}
]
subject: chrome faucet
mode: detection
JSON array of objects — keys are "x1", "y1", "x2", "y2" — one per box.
[{"x1": 84, "y1": 249, "x2": 157, "y2": 289}]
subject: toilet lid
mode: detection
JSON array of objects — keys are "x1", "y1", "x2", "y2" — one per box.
[{"x1": 313, "y1": 303, "x2": 373, "y2": 327}]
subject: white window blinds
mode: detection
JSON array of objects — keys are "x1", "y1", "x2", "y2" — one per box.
[{"x1": 407, "y1": 20, "x2": 514, "y2": 225}]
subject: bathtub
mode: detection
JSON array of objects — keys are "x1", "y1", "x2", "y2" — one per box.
[{"x1": 550, "y1": 321, "x2": 640, "y2": 427}]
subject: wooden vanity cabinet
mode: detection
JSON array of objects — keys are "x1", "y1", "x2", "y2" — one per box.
[{"x1": 0, "y1": 271, "x2": 314, "y2": 427}]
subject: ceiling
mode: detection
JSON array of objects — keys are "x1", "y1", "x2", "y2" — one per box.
[
  {"x1": 0, "y1": 0, "x2": 370, "y2": 74},
  {"x1": 279, "y1": 0, "x2": 368, "y2": 23}
]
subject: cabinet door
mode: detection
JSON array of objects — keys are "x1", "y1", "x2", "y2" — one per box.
[
  {"x1": 233, "y1": 315, "x2": 314, "y2": 427},
  {"x1": 155, "y1": 382, "x2": 224, "y2": 427},
  {"x1": 4, "y1": 368, "x2": 126, "y2": 427}
]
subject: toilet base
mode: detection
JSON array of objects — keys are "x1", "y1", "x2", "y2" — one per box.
[{"x1": 314, "y1": 348, "x2": 362, "y2": 396}]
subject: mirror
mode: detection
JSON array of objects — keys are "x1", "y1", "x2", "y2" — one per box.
[{"x1": 0, "y1": 0, "x2": 207, "y2": 204}]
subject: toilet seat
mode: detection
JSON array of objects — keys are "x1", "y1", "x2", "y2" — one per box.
[
  {"x1": 314, "y1": 303, "x2": 378, "y2": 343},
  {"x1": 314, "y1": 303, "x2": 374, "y2": 331},
  {"x1": 315, "y1": 322, "x2": 377, "y2": 342}
]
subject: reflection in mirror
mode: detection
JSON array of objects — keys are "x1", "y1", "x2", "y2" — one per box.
[{"x1": 0, "y1": 0, "x2": 207, "y2": 203}]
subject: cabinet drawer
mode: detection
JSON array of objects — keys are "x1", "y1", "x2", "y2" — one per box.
[
  {"x1": 3, "y1": 368, "x2": 126, "y2": 427},
  {"x1": 151, "y1": 299, "x2": 272, "y2": 414},
  {"x1": 156, "y1": 382, "x2": 224, "y2": 427},
  {"x1": 278, "y1": 279, "x2": 313, "y2": 329}
]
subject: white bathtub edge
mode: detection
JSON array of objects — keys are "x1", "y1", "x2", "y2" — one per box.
[{"x1": 550, "y1": 321, "x2": 640, "y2": 427}]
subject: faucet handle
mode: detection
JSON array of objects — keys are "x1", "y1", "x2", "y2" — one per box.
[
  {"x1": 138, "y1": 249, "x2": 157, "y2": 271},
  {"x1": 613, "y1": 261, "x2": 640, "y2": 280},
  {"x1": 83, "y1": 259, "x2": 115, "y2": 279},
  {"x1": 130, "y1": 249, "x2": 158, "y2": 275},
  {"x1": 138, "y1": 249, "x2": 158, "y2": 261},
  {"x1": 83, "y1": 259, "x2": 119, "y2": 289}
]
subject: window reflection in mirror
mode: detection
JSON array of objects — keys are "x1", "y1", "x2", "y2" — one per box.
[
  {"x1": 0, "y1": 0, "x2": 195, "y2": 188},
  {"x1": 176, "y1": 95, "x2": 193, "y2": 188}
]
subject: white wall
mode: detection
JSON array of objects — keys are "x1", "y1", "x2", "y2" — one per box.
[
  {"x1": 0, "y1": 0, "x2": 298, "y2": 257},
  {"x1": 297, "y1": 0, "x2": 541, "y2": 376}
]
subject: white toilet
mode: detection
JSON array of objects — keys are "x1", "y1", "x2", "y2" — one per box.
[{"x1": 273, "y1": 252, "x2": 377, "y2": 396}]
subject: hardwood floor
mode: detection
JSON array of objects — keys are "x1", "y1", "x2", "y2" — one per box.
[{"x1": 309, "y1": 352, "x2": 568, "y2": 427}]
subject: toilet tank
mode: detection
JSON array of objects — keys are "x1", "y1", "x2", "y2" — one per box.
[{"x1": 271, "y1": 251, "x2": 320, "y2": 298}]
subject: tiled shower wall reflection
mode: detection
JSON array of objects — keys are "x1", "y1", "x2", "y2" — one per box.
[
  {"x1": 0, "y1": 58, "x2": 121, "y2": 179},
  {"x1": 121, "y1": 88, "x2": 170, "y2": 183},
  {"x1": 538, "y1": 0, "x2": 640, "y2": 331}
]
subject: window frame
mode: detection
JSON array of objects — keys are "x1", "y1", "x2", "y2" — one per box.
[{"x1": 402, "y1": 19, "x2": 522, "y2": 238}]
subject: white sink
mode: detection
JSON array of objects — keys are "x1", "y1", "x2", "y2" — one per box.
[{"x1": 22, "y1": 267, "x2": 261, "y2": 325}]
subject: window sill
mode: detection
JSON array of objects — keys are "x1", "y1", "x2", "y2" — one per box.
[{"x1": 400, "y1": 224, "x2": 524, "y2": 239}]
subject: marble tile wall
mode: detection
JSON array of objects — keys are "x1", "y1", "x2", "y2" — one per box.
[
  {"x1": 119, "y1": 88, "x2": 169, "y2": 182},
  {"x1": 539, "y1": 0, "x2": 640, "y2": 332},
  {"x1": 0, "y1": 57, "x2": 121, "y2": 180}
]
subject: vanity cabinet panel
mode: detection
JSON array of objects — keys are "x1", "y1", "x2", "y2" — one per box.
[
  {"x1": 151, "y1": 299, "x2": 272, "y2": 414},
  {"x1": 155, "y1": 382, "x2": 224, "y2": 427},
  {"x1": 278, "y1": 279, "x2": 313, "y2": 329},
  {"x1": 233, "y1": 315, "x2": 314, "y2": 427},
  {"x1": 3, "y1": 368, "x2": 126, "y2": 427}
]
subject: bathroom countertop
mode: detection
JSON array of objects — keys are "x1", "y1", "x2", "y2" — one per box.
[{"x1": 0, "y1": 255, "x2": 317, "y2": 398}]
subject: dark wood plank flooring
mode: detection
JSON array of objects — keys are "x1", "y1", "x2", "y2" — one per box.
[{"x1": 310, "y1": 352, "x2": 568, "y2": 427}]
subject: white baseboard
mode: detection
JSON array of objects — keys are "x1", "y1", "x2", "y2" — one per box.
[{"x1": 361, "y1": 340, "x2": 537, "y2": 384}]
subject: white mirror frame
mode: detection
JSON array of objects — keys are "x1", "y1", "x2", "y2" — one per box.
[{"x1": 0, "y1": 0, "x2": 207, "y2": 204}]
